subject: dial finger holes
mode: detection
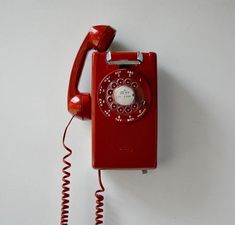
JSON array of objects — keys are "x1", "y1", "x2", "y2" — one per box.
[
  {"x1": 117, "y1": 79, "x2": 124, "y2": 85},
  {"x1": 111, "y1": 103, "x2": 117, "y2": 109},
  {"x1": 132, "y1": 103, "x2": 138, "y2": 109},
  {"x1": 125, "y1": 107, "x2": 131, "y2": 113},
  {"x1": 107, "y1": 97, "x2": 113, "y2": 103},
  {"x1": 125, "y1": 79, "x2": 131, "y2": 85},
  {"x1": 111, "y1": 83, "x2": 117, "y2": 89},
  {"x1": 132, "y1": 82, "x2": 138, "y2": 88},
  {"x1": 117, "y1": 107, "x2": 124, "y2": 113},
  {"x1": 107, "y1": 89, "x2": 113, "y2": 95}
]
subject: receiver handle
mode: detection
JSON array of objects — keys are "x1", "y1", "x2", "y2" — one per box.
[{"x1": 67, "y1": 25, "x2": 116, "y2": 119}]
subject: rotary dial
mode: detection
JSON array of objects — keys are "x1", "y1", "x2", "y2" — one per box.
[{"x1": 97, "y1": 69, "x2": 151, "y2": 123}]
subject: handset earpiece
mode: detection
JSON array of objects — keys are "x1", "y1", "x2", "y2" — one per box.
[{"x1": 67, "y1": 25, "x2": 116, "y2": 119}]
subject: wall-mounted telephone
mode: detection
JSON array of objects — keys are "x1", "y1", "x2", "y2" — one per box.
[{"x1": 61, "y1": 25, "x2": 157, "y2": 225}]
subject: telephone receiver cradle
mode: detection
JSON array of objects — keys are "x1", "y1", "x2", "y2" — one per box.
[{"x1": 67, "y1": 25, "x2": 116, "y2": 119}]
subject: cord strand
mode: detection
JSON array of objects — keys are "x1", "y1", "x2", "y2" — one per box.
[
  {"x1": 61, "y1": 115, "x2": 76, "y2": 225},
  {"x1": 95, "y1": 170, "x2": 105, "y2": 225},
  {"x1": 60, "y1": 115, "x2": 106, "y2": 225}
]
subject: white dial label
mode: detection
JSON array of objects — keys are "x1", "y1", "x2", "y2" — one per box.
[{"x1": 113, "y1": 86, "x2": 135, "y2": 106}]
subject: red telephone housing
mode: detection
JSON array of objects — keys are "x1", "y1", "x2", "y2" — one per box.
[
  {"x1": 67, "y1": 25, "x2": 157, "y2": 170},
  {"x1": 92, "y1": 52, "x2": 157, "y2": 169}
]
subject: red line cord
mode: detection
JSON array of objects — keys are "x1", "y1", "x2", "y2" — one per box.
[
  {"x1": 61, "y1": 115, "x2": 76, "y2": 225},
  {"x1": 60, "y1": 115, "x2": 106, "y2": 225},
  {"x1": 95, "y1": 170, "x2": 105, "y2": 225}
]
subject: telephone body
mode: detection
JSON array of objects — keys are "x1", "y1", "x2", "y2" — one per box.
[
  {"x1": 67, "y1": 25, "x2": 157, "y2": 170},
  {"x1": 91, "y1": 51, "x2": 157, "y2": 169}
]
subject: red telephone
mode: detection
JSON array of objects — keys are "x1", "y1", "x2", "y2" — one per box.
[{"x1": 61, "y1": 25, "x2": 157, "y2": 225}]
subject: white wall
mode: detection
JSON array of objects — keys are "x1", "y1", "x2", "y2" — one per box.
[{"x1": 1, "y1": 1, "x2": 235, "y2": 225}]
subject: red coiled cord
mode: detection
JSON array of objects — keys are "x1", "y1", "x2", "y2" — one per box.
[
  {"x1": 95, "y1": 170, "x2": 105, "y2": 225},
  {"x1": 61, "y1": 115, "x2": 75, "y2": 225},
  {"x1": 60, "y1": 115, "x2": 106, "y2": 225}
]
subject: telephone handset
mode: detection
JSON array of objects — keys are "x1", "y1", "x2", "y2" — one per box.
[
  {"x1": 67, "y1": 25, "x2": 116, "y2": 119},
  {"x1": 61, "y1": 25, "x2": 157, "y2": 225}
]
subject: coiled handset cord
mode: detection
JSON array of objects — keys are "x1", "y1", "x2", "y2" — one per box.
[
  {"x1": 61, "y1": 115, "x2": 105, "y2": 225},
  {"x1": 95, "y1": 170, "x2": 105, "y2": 225}
]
